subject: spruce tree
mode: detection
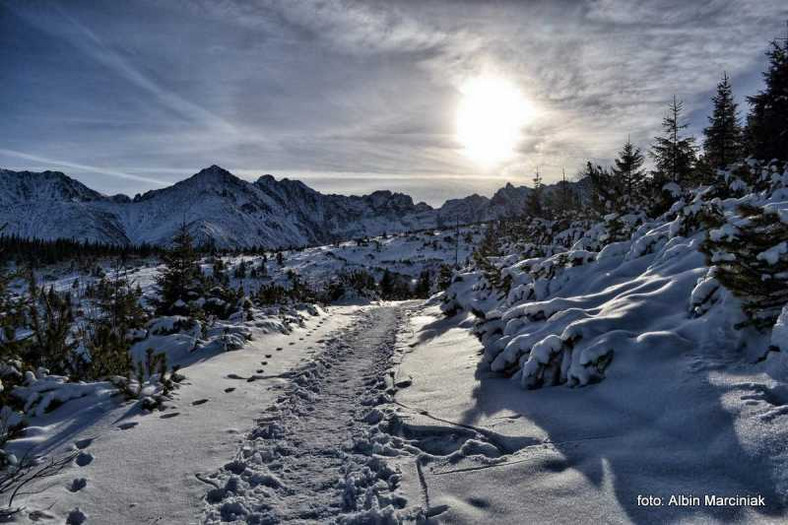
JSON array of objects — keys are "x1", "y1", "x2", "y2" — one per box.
[
  {"x1": 526, "y1": 168, "x2": 545, "y2": 217},
  {"x1": 379, "y1": 269, "x2": 395, "y2": 300},
  {"x1": 82, "y1": 267, "x2": 145, "y2": 380},
  {"x1": 26, "y1": 275, "x2": 77, "y2": 375},
  {"x1": 551, "y1": 169, "x2": 577, "y2": 217},
  {"x1": 583, "y1": 162, "x2": 617, "y2": 215},
  {"x1": 414, "y1": 269, "x2": 432, "y2": 298},
  {"x1": 746, "y1": 39, "x2": 788, "y2": 160},
  {"x1": 0, "y1": 227, "x2": 26, "y2": 359},
  {"x1": 701, "y1": 204, "x2": 788, "y2": 329},
  {"x1": 611, "y1": 137, "x2": 645, "y2": 201},
  {"x1": 650, "y1": 96, "x2": 697, "y2": 187},
  {"x1": 436, "y1": 264, "x2": 454, "y2": 291},
  {"x1": 155, "y1": 222, "x2": 203, "y2": 315},
  {"x1": 703, "y1": 72, "x2": 743, "y2": 169}
]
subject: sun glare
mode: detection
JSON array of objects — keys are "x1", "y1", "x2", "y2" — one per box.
[{"x1": 456, "y1": 76, "x2": 534, "y2": 166}]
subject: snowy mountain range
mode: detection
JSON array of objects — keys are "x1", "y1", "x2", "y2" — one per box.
[{"x1": 0, "y1": 165, "x2": 584, "y2": 248}]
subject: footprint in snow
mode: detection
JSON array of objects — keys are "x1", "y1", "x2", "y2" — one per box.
[
  {"x1": 74, "y1": 438, "x2": 93, "y2": 450},
  {"x1": 261, "y1": 361, "x2": 268, "y2": 365},
  {"x1": 74, "y1": 452, "x2": 93, "y2": 467},
  {"x1": 265, "y1": 354, "x2": 272, "y2": 358},
  {"x1": 256, "y1": 369, "x2": 265, "y2": 373},
  {"x1": 468, "y1": 497, "x2": 491, "y2": 509},
  {"x1": 66, "y1": 508, "x2": 87, "y2": 525},
  {"x1": 160, "y1": 412, "x2": 180, "y2": 419},
  {"x1": 227, "y1": 373, "x2": 245, "y2": 380},
  {"x1": 224, "y1": 387, "x2": 236, "y2": 393},
  {"x1": 67, "y1": 478, "x2": 87, "y2": 493},
  {"x1": 276, "y1": 347, "x2": 283, "y2": 351},
  {"x1": 28, "y1": 510, "x2": 55, "y2": 521},
  {"x1": 192, "y1": 399, "x2": 209, "y2": 406},
  {"x1": 117, "y1": 422, "x2": 138, "y2": 430}
]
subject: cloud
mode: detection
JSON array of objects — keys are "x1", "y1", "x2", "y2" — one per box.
[
  {"x1": 0, "y1": 148, "x2": 166, "y2": 186},
  {"x1": 192, "y1": 0, "x2": 450, "y2": 56},
  {"x1": 6, "y1": 2, "x2": 239, "y2": 134},
  {"x1": 2, "y1": 0, "x2": 787, "y2": 203}
]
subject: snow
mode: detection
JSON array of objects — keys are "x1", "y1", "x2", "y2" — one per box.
[
  {"x1": 757, "y1": 241, "x2": 787, "y2": 265},
  {"x1": 395, "y1": 303, "x2": 788, "y2": 522},
  {"x1": 689, "y1": 267, "x2": 722, "y2": 317},
  {"x1": 6, "y1": 305, "x2": 352, "y2": 523},
  {"x1": 772, "y1": 306, "x2": 788, "y2": 353},
  {"x1": 0, "y1": 167, "x2": 573, "y2": 248},
  {"x1": 201, "y1": 305, "x2": 422, "y2": 523},
  {"x1": 3, "y1": 161, "x2": 788, "y2": 522},
  {"x1": 12, "y1": 374, "x2": 116, "y2": 419}
]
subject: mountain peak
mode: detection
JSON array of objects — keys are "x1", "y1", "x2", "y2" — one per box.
[
  {"x1": 176, "y1": 165, "x2": 247, "y2": 190},
  {"x1": 0, "y1": 167, "x2": 590, "y2": 248},
  {"x1": 194, "y1": 164, "x2": 233, "y2": 179},
  {"x1": 0, "y1": 168, "x2": 104, "y2": 202}
]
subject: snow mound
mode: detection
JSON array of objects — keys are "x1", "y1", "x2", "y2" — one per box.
[{"x1": 445, "y1": 161, "x2": 788, "y2": 389}]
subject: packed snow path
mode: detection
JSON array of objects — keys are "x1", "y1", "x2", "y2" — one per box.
[{"x1": 202, "y1": 305, "x2": 420, "y2": 523}]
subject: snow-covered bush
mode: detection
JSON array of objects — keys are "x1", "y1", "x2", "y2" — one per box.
[{"x1": 445, "y1": 160, "x2": 788, "y2": 389}]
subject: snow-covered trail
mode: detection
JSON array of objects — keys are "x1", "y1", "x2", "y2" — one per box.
[
  {"x1": 202, "y1": 304, "x2": 422, "y2": 523},
  {"x1": 11, "y1": 306, "x2": 364, "y2": 524}
]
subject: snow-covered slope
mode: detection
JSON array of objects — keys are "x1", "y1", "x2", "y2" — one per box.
[
  {"x1": 446, "y1": 162, "x2": 788, "y2": 389},
  {"x1": 0, "y1": 170, "x2": 130, "y2": 244},
  {"x1": 429, "y1": 161, "x2": 788, "y2": 517},
  {"x1": 0, "y1": 166, "x2": 587, "y2": 248}
]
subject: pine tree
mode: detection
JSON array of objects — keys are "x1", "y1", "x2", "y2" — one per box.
[
  {"x1": 414, "y1": 269, "x2": 432, "y2": 298},
  {"x1": 26, "y1": 274, "x2": 77, "y2": 375},
  {"x1": 650, "y1": 96, "x2": 698, "y2": 187},
  {"x1": 583, "y1": 162, "x2": 617, "y2": 215},
  {"x1": 704, "y1": 72, "x2": 743, "y2": 169},
  {"x1": 155, "y1": 223, "x2": 203, "y2": 315},
  {"x1": 379, "y1": 269, "x2": 395, "y2": 300},
  {"x1": 550, "y1": 169, "x2": 577, "y2": 217},
  {"x1": 81, "y1": 266, "x2": 146, "y2": 380},
  {"x1": 611, "y1": 136, "x2": 645, "y2": 200},
  {"x1": 526, "y1": 168, "x2": 545, "y2": 217},
  {"x1": 701, "y1": 204, "x2": 788, "y2": 329},
  {"x1": 234, "y1": 260, "x2": 247, "y2": 279},
  {"x1": 0, "y1": 227, "x2": 26, "y2": 359},
  {"x1": 436, "y1": 264, "x2": 454, "y2": 291},
  {"x1": 746, "y1": 38, "x2": 788, "y2": 160}
]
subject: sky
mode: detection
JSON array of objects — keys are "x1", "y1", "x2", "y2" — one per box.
[{"x1": 2, "y1": 0, "x2": 787, "y2": 206}]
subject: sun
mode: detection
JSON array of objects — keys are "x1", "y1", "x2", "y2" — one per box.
[{"x1": 456, "y1": 76, "x2": 534, "y2": 166}]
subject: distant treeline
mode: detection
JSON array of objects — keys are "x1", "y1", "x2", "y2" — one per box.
[{"x1": 0, "y1": 235, "x2": 163, "y2": 266}]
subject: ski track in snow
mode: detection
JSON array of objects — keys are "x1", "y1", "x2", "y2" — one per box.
[{"x1": 202, "y1": 305, "x2": 419, "y2": 523}]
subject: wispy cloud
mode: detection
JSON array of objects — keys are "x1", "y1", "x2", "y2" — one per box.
[
  {"x1": 0, "y1": 148, "x2": 166, "y2": 187},
  {"x1": 7, "y1": 2, "x2": 239, "y2": 135},
  {"x1": 2, "y1": 0, "x2": 787, "y2": 203}
]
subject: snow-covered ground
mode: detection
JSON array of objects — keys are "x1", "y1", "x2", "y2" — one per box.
[
  {"x1": 201, "y1": 304, "x2": 419, "y2": 523},
  {"x1": 208, "y1": 226, "x2": 482, "y2": 298},
  {"x1": 3, "y1": 163, "x2": 788, "y2": 523},
  {"x1": 24, "y1": 225, "x2": 482, "y2": 299},
  {"x1": 396, "y1": 303, "x2": 788, "y2": 523},
  {"x1": 8, "y1": 304, "x2": 360, "y2": 524}
]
